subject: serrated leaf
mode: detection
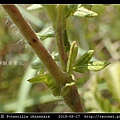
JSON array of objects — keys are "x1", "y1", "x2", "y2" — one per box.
[
  {"x1": 28, "y1": 73, "x2": 51, "y2": 84},
  {"x1": 73, "y1": 6, "x2": 98, "y2": 18},
  {"x1": 72, "y1": 61, "x2": 110, "y2": 73},
  {"x1": 74, "y1": 50, "x2": 94, "y2": 67},
  {"x1": 28, "y1": 74, "x2": 61, "y2": 96},
  {"x1": 87, "y1": 61, "x2": 110, "y2": 71},
  {"x1": 27, "y1": 4, "x2": 44, "y2": 11}
]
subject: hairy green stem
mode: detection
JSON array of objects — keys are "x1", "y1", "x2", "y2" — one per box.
[
  {"x1": 2, "y1": 5, "x2": 84, "y2": 112},
  {"x1": 62, "y1": 84, "x2": 84, "y2": 112},
  {"x1": 46, "y1": 5, "x2": 68, "y2": 71},
  {"x1": 55, "y1": 5, "x2": 68, "y2": 71},
  {"x1": 2, "y1": 5, "x2": 66, "y2": 85}
]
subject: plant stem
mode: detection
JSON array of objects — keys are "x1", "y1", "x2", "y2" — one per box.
[
  {"x1": 2, "y1": 5, "x2": 84, "y2": 112},
  {"x1": 55, "y1": 5, "x2": 68, "y2": 71},
  {"x1": 62, "y1": 84, "x2": 84, "y2": 112},
  {"x1": 2, "y1": 5, "x2": 65, "y2": 85},
  {"x1": 46, "y1": 5, "x2": 69, "y2": 71}
]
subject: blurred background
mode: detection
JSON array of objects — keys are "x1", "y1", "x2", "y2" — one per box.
[{"x1": 0, "y1": 4, "x2": 119, "y2": 112}]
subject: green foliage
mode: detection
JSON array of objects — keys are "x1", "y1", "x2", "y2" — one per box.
[
  {"x1": 66, "y1": 44, "x2": 110, "y2": 73},
  {"x1": 64, "y1": 4, "x2": 98, "y2": 18},
  {"x1": 72, "y1": 50, "x2": 99, "y2": 72},
  {"x1": 67, "y1": 41, "x2": 78, "y2": 73},
  {"x1": 74, "y1": 50, "x2": 94, "y2": 66},
  {"x1": 73, "y1": 5, "x2": 98, "y2": 18},
  {"x1": 87, "y1": 61, "x2": 110, "y2": 71},
  {"x1": 0, "y1": 4, "x2": 119, "y2": 112},
  {"x1": 28, "y1": 73, "x2": 61, "y2": 96}
]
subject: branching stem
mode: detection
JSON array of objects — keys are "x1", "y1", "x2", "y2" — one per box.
[{"x1": 2, "y1": 5, "x2": 84, "y2": 112}]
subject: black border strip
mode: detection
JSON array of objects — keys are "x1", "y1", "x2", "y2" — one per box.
[{"x1": 0, "y1": 113, "x2": 120, "y2": 119}]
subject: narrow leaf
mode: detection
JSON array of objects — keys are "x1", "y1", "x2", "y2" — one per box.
[
  {"x1": 71, "y1": 41, "x2": 78, "y2": 65},
  {"x1": 74, "y1": 50, "x2": 94, "y2": 67},
  {"x1": 72, "y1": 65, "x2": 87, "y2": 73},
  {"x1": 67, "y1": 41, "x2": 78, "y2": 73},
  {"x1": 87, "y1": 61, "x2": 110, "y2": 71}
]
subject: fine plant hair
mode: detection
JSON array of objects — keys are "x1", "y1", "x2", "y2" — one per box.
[
  {"x1": 2, "y1": 4, "x2": 111, "y2": 112},
  {"x1": 4, "y1": 14, "x2": 35, "y2": 55}
]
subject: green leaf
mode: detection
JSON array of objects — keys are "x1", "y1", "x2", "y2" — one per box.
[
  {"x1": 26, "y1": 4, "x2": 44, "y2": 11},
  {"x1": 87, "y1": 61, "x2": 110, "y2": 71},
  {"x1": 28, "y1": 74, "x2": 61, "y2": 96},
  {"x1": 73, "y1": 6, "x2": 98, "y2": 18},
  {"x1": 74, "y1": 50, "x2": 94, "y2": 67},
  {"x1": 72, "y1": 65, "x2": 87, "y2": 73},
  {"x1": 67, "y1": 41, "x2": 78, "y2": 73},
  {"x1": 70, "y1": 41, "x2": 78, "y2": 65},
  {"x1": 28, "y1": 73, "x2": 51, "y2": 84},
  {"x1": 72, "y1": 61, "x2": 110, "y2": 73}
]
